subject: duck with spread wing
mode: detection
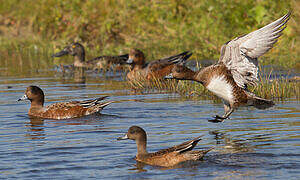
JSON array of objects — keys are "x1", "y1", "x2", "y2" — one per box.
[{"x1": 165, "y1": 12, "x2": 291, "y2": 122}]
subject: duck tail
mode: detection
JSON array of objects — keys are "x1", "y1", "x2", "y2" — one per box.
[
  {"x1": 85, "y1": 101, "x2": 111, "y2": 115},
  {"x1": 97, "y1": 101, "x2": 112, "y2": 109},
  {"x1": 118, "y1": 53, "x2": 129, "y2": 60},
  {"x1": 167, "y1": 51, "x2": 193, "y2": 64},
  {"x1": 252, "y1": 96, "x2": 275, "y2": 109},
  {"x1": 79, "y1": 96, "x2": 109, "y2": 108},
  {"x1": 95, "y1": 96, "x2": 109, "y2": 103},
  {"x1": 95, "y1": 97, "x2": 111, "y2": 110},
  {"x1": 189, "y1": 147, "x2": 214, "y2": 160},
  {"x1": 246, "y1": 92, "x2": 275, "y2": 109},
  {"x1": 181, "y1": 51, "x2": 193, "y2": 63}
]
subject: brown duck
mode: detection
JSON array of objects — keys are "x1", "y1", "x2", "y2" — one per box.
[
  {"x1": 18, "y1": 86, "x2": 111, "y2": 119},
  {"x1": 126, "y1": 49, "x2": 192, "y2": 81},
  {"x1": 165, "y1": 12, "x2": 291, "y2": 122},
  {"x1": 117, "y1": 126, "x2": 212, "y2": 167},
  {"x1": 52, "y1": 42, "x2": 128, "y2": 71}
]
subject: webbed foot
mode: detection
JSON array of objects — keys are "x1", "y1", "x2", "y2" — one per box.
[{"x1": 208, "y1": 115, "x2": 228, "y2": 123}]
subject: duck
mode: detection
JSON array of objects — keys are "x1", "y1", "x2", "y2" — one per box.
[
  {"x1": 52, "y1": 42, "x2": 129, "y2": 72},
  {"x1": 165, "y1": 12, "x2": 291, "y2": 122},
  {"x1": 126, "y1": 49, "x2": 192, "y2": 81},
  {"x1": 18, "y1": 86, "x2": 111, "y2": 119},
  {"x1": 117, "y1": 126, "x2": 212, "y2": 167}
]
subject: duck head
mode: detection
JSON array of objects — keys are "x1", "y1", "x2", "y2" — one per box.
[
  {"x1": 164, "y1": 64, "x2": 196, "y2": 81},
  {"x1": 118, "y1": 126, "x2": 147, "y2": 141},
  {"x1": 18, "y1": 86, "x2": 45, "y2": 106},
  {"x1": 126, "y1": 49, "x2": 145, "y2": 67},
  {"x1": 52, "y1": 43, "x2": 85, "y2": 61}
]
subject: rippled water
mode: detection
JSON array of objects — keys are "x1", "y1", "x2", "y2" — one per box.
[{"x1": 0, "y1": 64, "x2": 299, "y2": 179}]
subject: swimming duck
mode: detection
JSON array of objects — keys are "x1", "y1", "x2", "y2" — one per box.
[
  {"x1": 52, "y1": 42, "x2": 128, "y2": 72},
  {"x1": 165, "y1": 12, "x2": 291, "y2": 122},
  {"x1": 126, "y1": 49, "x2": 192, "y2": 81},
  {"x1": 117, "y1": 126, "x2": 212, "y2": 167},
  {"x1": 18, "y1": 86, "x2": 111, "y2": 119}
]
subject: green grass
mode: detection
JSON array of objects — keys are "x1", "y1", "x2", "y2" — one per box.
[
  {"x1": 0, "y1": 0, "x2": 299, "y2": 100},
  {"x1": 0, "y1": 0, "x2": 299, "y2": 69}
]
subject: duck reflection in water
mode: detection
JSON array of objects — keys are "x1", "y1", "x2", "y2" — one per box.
[
  {"x1": 209, "y1": 130, "x2": 254, "y2": 154},
  {"x1": 57, "y1": 66, "x2": 86, "y2": 84},
  {"x1": 25, "y1": 116, "x2": 46, "y2": 140},
  {"x1": 130, "y1": 157, "x2": 210, "y2": 172}
]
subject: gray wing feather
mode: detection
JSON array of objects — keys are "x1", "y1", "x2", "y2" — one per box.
[{"x1": 218, "y1": 12, "x2": 291, "y2": 88}]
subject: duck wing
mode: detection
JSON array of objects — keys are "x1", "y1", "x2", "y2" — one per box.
[
  {"x1": 149, "y1": 136, "x2": 203, "y2": 157},
  {"x1": 41, "y1": 96, "x2": 110, "y2": 119},
  {"x1": 218, "y1": 12, "x2": 291, "y2": 89},
  {"x1": 46, "y1": 96, "x2": 109, "y2": 110},
  {"x1": 89, "y1": 54, "x2": 129, "y2": 64},
  {"x1": 147, "y1": 51, "x2": 192, "y2": 71}
]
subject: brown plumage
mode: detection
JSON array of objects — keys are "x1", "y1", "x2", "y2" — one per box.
[
  {"x1": 126, "y1": 49, "x2": 192, "y2": 81},
  {"x1": 166, "y1": 63, "x2": 275, "y2": 122},
  {"x1": 52, "y1": 42, "x2": 128, "y2": 72},
  {"x1": 164, "y1": 11, "x2": 290, "y2": 122},
  {"x1": 117, "y1": 126, "x2": 212, "y2": 167},
  {"x1": 18, "y1": 86, "x2": 111, "y2": 119}
]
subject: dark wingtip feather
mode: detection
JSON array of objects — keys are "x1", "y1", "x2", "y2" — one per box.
[
  {"x1": 177, "y1": 135, "x2": 204, "y2": 154},
  {"x1": 167, "y1": 51, "x2": 192, "y2": 64},
  {"x1": 99, "y1": 101, "x2": 112, "y2": 109},
  {"x1": 119, "y1": 54, "x2": 129, "y2": 59},
  {"x1": 191, "y1": 135, "x2": 203, "y2": 144},
  {"x1": 96, "y1": 96, "x2": 109, "y2": 101},
  {"x1": 184, "y1": 52, "x2": 193, "y2": 61}
]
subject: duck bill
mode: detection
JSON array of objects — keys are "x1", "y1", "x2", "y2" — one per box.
[
  {"x1": 52, "y1": 49, "x2": 68, "y2": 58},
  {"x1": 126, "y1": 58, "x2": 134, "y2": 64},
  {"x1": 18, "y1": 94, "x2": 28, "y2": 101},
  {"x1": 164, "y1": 73, "x2": 174, "y2": 79},
  {"x1": 117, "y1": 133, "x2": 129, "y2": 140}
]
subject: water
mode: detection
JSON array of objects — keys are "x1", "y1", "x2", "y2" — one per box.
[{"x1": 0, "y1": 63, "x2": 299, "y2": 179}]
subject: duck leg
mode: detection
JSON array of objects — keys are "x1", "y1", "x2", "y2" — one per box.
[{"x1": 209, "y1": 103, "x2": 234, "y2": 123}]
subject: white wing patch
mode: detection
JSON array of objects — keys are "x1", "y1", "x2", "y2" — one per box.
[
  {"x1": 218, "y1": 12, "x2": 291, "y2": 89},
  {"x1": 206, "y1": 75, "x2": 234, "y2": 103}
]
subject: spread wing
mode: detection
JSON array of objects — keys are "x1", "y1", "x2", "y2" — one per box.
[{"x1": 218, "y1": 12, "x2": 291, "y2": 88}]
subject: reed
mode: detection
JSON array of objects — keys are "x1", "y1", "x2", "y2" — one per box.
[{"x1": 127, "y1": 74, "x2": 300, "y2": 101}]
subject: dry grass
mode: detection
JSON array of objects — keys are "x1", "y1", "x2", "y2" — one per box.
[{"x1": 127, "y1": 74, "x2": 300, "y2": 101}]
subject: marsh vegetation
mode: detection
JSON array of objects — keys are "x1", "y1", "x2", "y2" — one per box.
[{"x1": 0, "y1": 0, "x2": 299, "y2": 99}]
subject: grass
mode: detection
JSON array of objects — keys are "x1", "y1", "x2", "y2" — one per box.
[
  {"x1": 127, "y1": 73, "x2": 300, "y2": 101},
  {"x1": 0, "y1": 0, "x2": 299, "y2": 69},
  {"x1": 0, "y1": 0, "x2": 299, "y2": 100},
  {"x1": 253, "y1": 75, "x2": 300, "y2": 100}
]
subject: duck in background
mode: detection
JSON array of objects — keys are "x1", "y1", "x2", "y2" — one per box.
[
  {"x1": 126, "y1": 49, "x2": 192, "y2": 81},
  {"x1": 18, "y1": 86, "x2": 111, "y2": 119},
  {"x1": 165, "y1": 12, "x2": 291, "y2": 122},
  {"x1": 52, "y1": 42, "x2": 129, "y2": 72}
]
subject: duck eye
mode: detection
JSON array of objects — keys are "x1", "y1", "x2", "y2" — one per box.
[
  {"x1": 130, "y1": 129, "x2": 138, "y2": 134},
  {"x1": 245, "y1": 72, "x2": 252, "y2": 76}
]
